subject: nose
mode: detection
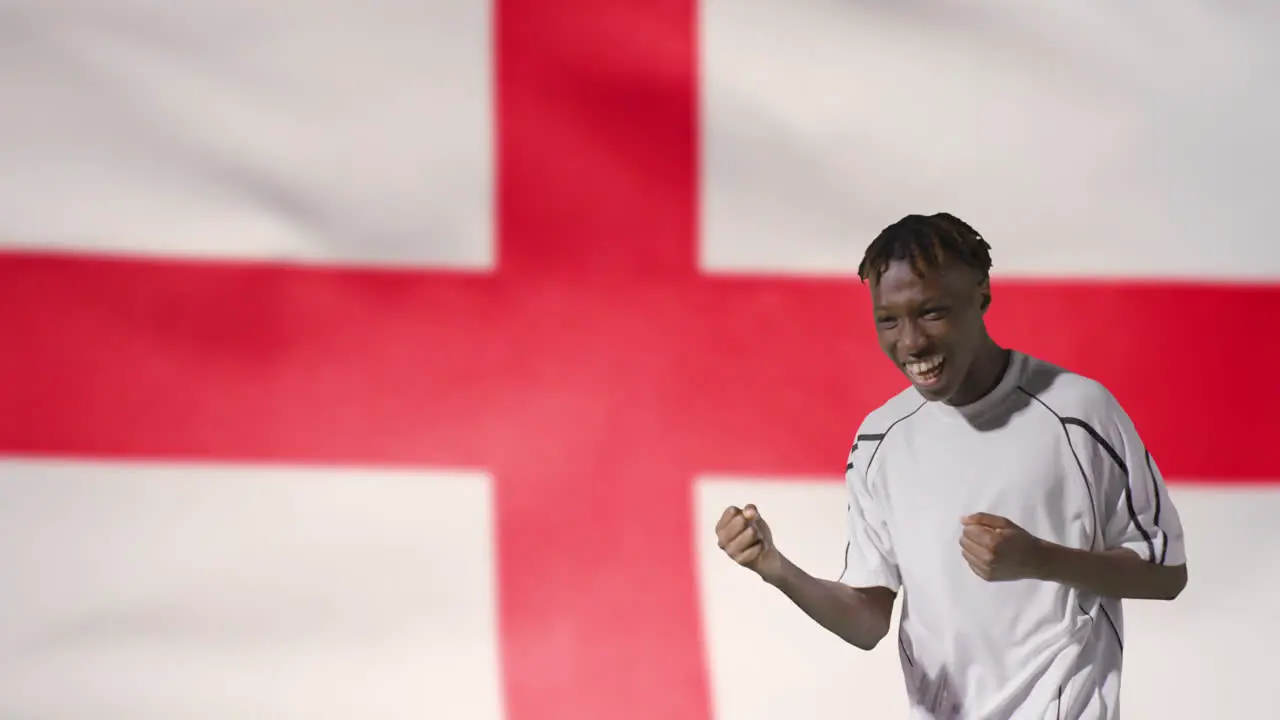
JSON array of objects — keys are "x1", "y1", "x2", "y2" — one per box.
[{"x1": 897, "y1": 318, "x2": 929, "y2": 356}]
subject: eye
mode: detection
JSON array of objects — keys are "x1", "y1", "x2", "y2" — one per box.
[
  {"x1": 875, "y1": 316, "x2": 898, "y2": 328},
  {"x1": 921, "y1": 307, "x2": 949, "y2": 321}
]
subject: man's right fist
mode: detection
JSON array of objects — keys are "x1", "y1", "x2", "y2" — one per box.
[{"x1": 716, "y1": 504, "x2": 781, "y2": 579}]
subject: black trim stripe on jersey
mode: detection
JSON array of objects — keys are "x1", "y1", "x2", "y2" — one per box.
[
  {"x1": 898, "y1": 627, "x2": 914, "y2": 667},
  {"x1": 1077, "y1": 600, "x2": 1124, "y2": 653},
  {"x1": 1062, "y1": 412, "x2": 1157, "y2": 563},
  {"x1": 1098, "y1": 601, "x2": 1123, "y2": 651},
  {"x1": 862, "y1": 402, "x2": 926, "y2": 475},
  {"x1": 1061, "y1": 417, "x2": 1126, "y2": 474},
  {"x1": 1147, "y1": 451, "x2": 1162, "y2": 525},
  {"x1": 1146, "y1": 450, "x2": 1170, "y2": 564},
  {"x1": 1018, "y1": 388, "x2": 1102, "y2": 551},
  {"x1": 847, "y1": 433, "x2": 886, "y2": 470},
  {"x1": 1018, "y1": 387, "x2": 1164, "y2": 564},
  {"x1": 839, "y1": 400, "x2": 927, "y2": 582},
  {"x1": 1060, "y1": 416, "x2": 1159, "y2": 562}
]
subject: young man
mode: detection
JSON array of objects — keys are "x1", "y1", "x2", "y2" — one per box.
[{"x1": 714, "y1": 213, "x2": 1188, "y2": 718}]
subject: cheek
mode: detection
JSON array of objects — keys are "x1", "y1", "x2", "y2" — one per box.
[
  {"x1": 875, "y1": 327, "x2": 896, "y2": 354},
  {"x1": 941, "y1": 324, "x2": 980, "y2": 363},
  {"x1": 939, "y1": 314, "x2": 978, "y2": 347},
  {"x1": 925, "y1": 324, "x2": 953, "y2": 347}
]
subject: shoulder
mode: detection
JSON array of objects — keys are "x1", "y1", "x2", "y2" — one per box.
[
  {"x1": 856, "y1": 385, "x2": 929, "y2": 440},
  {"x1": 848, "y1": 386, "x2": 928, "y2": 469},
  {"x1": 847, "y1": 386, "x2": 926, "y2": 487},
  {"x1": 1015, "y1": 352, "x2": 1128, "y2": 424}
]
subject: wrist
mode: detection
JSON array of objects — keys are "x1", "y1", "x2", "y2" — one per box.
[
  {"x1": 1032, "y1": 539, "x2": 1068, "y2": 582},
  {"x1": 758, "y1": 551, "x2": 790, "y2": 587}
]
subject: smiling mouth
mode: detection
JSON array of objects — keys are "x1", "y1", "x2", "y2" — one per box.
[{"x1": 905, "y1": 356, "x2": 945, "y2": 386}]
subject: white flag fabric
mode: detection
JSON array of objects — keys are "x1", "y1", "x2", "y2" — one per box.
[{"x1": 1, "y1": 2, "x2": 1277, "y2": 719}]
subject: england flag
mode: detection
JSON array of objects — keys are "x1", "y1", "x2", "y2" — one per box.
[{"x1": 1, "y1": 2, "x2": 1277, "y2": 719}]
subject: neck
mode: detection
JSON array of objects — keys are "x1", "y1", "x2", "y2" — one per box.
[{"x1": 946, "y1": 338, "x2": 1010, "y2": 407}]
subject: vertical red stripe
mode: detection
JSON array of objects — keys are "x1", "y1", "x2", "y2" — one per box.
[
  {"x1": 495, "y1": 2, "x2": 711, "y2": 720},
  {"x1": 498, "y1": 0, "x2": 697, "y2": 279}
]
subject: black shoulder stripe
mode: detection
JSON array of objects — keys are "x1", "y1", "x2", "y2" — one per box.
[
  {"x1": 1146, "y1": 450, "x2": 1162, "y2": 527},
  {"x1": 1061, "y1": 417, "x2": 1155, "y2": 563},
  {"x1": 1018, "y1": 387, "x2": 1101, "y2": 550},
  {"x1": 1061, "y1": 417, "x2": 1127, "y2": 476},
  {"x1": 845, "y1": 412, "x2": 918, "y2": 473},
  {"x1": 1144, "y1": 450, "x2": 1168, "y2": 564},
  {"x1": 845, "y1": 433, "x2": 880, "y2": 467},
  {"x1": 846, "y1": 443, "x2": 857, "y2": 471},
  {"x1": 1019, "y1": 386, "x2": 1156, "y2": 563},
  {"x1": 839, "y1": 400, "x2": 926, "y2": 581},
  {"x1": 860, "y1": 401, "x2": 927, "y2": 474}
]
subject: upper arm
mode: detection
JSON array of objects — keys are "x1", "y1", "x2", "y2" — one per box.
[
  {"x1": 837, "y1": 434, "x2": 902, "y2": 590},
  {"x1": 1074, "y1": 389, "x2": 1187, "y2": 566}
]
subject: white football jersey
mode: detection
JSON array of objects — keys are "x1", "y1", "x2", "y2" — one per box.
[{"x1": 840, "y1": 350, "x2": 1186, "y2": 719}]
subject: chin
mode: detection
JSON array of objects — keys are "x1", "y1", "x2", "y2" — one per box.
[{"x1": 913, "y1": 382, "x2": 953, "y2": 402}]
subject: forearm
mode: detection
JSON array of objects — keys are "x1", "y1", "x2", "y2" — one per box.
[
  {"x1": 1037, "y1": 542, "x2": 1187, "y2": 600},
  {"x1": 764, "y1": 554, "x2": 892, "y2": 650}
]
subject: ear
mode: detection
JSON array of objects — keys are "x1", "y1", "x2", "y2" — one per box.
[{"x1": 978, "y1": 277, "x2": 991, "y2": 312}]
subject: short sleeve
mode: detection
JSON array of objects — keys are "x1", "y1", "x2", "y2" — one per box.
[
  {"x1": 1079, "y1": 392, "x2": 1187, "y2": 566},
  {"x1": 837, "y1": 437, "x2": 901, "y2": 590}
]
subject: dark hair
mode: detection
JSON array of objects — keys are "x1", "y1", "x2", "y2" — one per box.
[{"x1": 857, "y1": 212, "x2": 993, "y2": 284}]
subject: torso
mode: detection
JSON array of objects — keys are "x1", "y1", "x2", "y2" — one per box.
[{"x1": 861, "y1": 351, "x2": 1125, "y2": 718}]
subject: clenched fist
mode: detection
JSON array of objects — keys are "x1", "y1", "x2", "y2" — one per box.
[
  {"x1": 716, "y1": 504, "x2": 782, "y2": 580},
  {"x1": 959, "y1": 512, "x2": 1048, "y2": 582}
]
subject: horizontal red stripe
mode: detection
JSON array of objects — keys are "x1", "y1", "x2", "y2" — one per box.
[
  {"x1": 2, "y1": 251, "x2": 1276, "y2": 720},
  {"x1": 2, "y1": 251, "x2": 1276, "y2": 482}
]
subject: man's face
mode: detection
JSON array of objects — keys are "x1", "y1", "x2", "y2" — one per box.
[{"x1": 868, "y1": 257, "x2": 989, "y2": 403}]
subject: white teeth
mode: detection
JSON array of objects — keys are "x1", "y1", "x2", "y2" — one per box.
[
  {"x1": 905, "y1": 356, "x2": 945, "y2": 385},
  {"x1": 906, "y1": 356, "x2": 944, "y2": 375}
]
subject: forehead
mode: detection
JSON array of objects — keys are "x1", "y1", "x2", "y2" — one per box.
[{"x1": 869, "y1": 258, "x2": 979, "y2": 306}]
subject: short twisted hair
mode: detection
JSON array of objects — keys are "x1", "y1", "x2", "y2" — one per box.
[{"x1": 857, "y1": 213, "x2": 993, "y2": 284}]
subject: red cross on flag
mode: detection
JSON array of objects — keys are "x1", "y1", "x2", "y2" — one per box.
[{"x1": 2, "y1": 2, "x2": 1277, "y2": 719}]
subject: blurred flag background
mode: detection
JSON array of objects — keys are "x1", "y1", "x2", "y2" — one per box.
[{"x1": 1, "y1": 1, "x2": 1277, "y2": 718}]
